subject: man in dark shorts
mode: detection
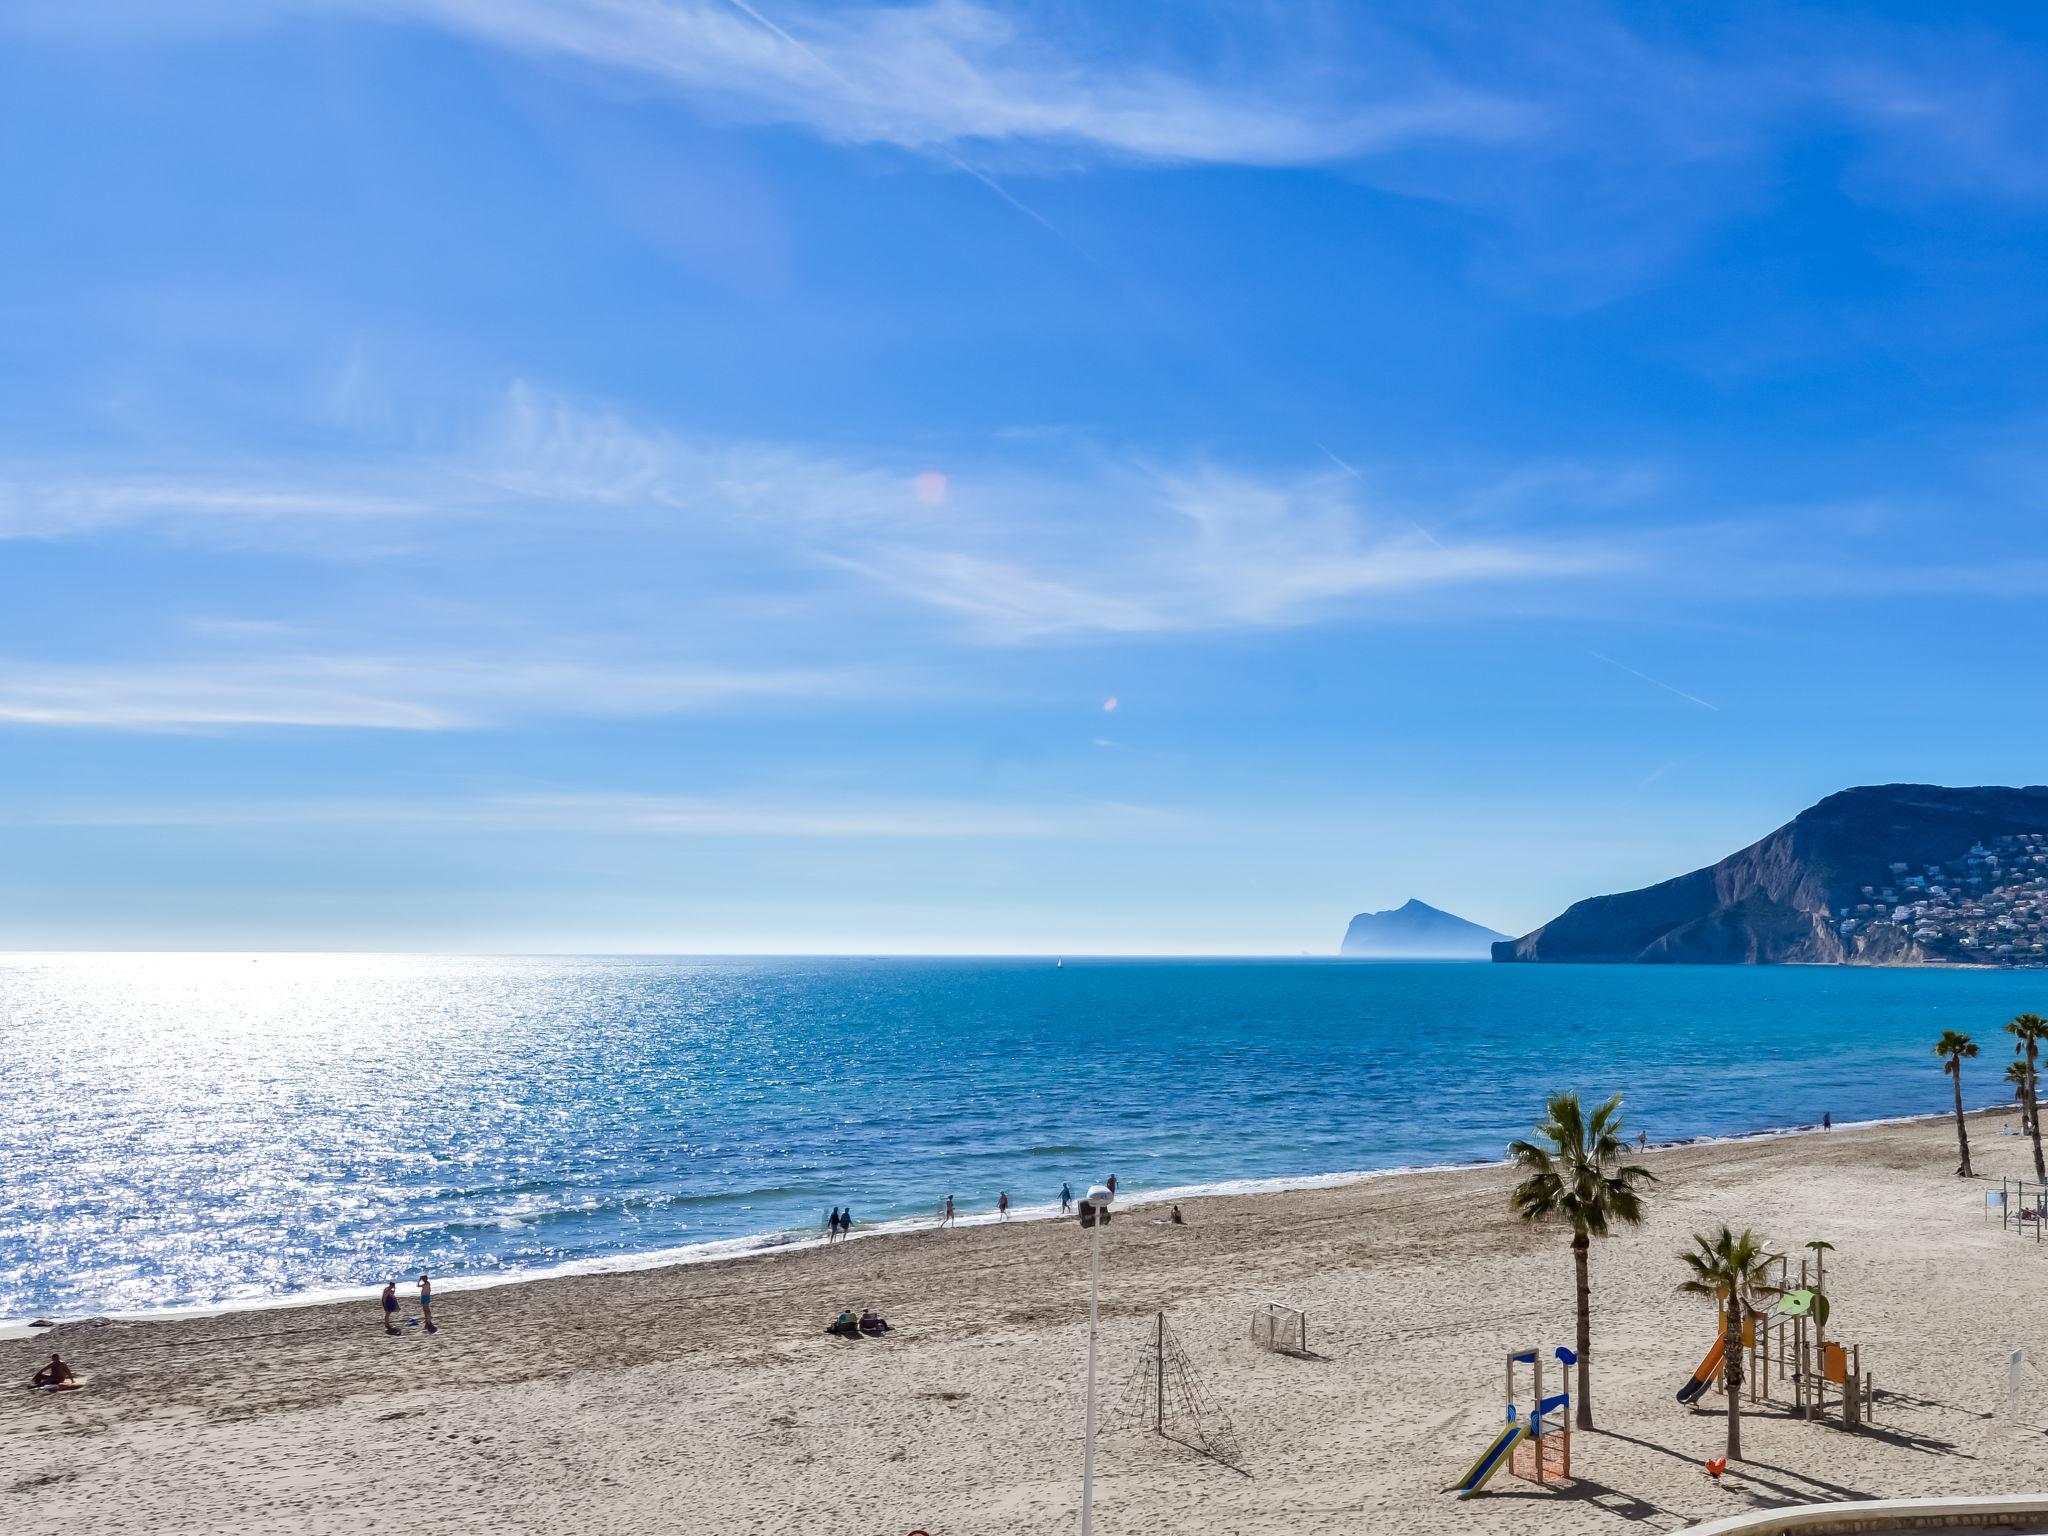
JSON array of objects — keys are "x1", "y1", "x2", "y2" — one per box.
[{"x1": 381, "y1": 1282, "x2": 399, "y2": 1334}]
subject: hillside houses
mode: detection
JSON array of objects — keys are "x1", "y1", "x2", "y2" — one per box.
[{"x1": 1834, "y1": 831, "x2": 2048, "y2": 966}]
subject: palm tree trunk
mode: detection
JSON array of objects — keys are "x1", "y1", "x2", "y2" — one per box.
[
  {"x1": 1572, "y1": 1232, "x2": 1593, "y2": 1429},
  {"x1": 1952, "y1": 1066, "x2": 1973, "y2": 1177},
  {"x1": 2030, "y1": 1043, "x2": 2046, "y2": 1182},
  {"x1": 1723, "y1": 1297, "x2": 1743, "y2": 1461}
]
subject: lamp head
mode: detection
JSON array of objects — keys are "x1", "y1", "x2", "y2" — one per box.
[{"x1": 1078, "y1": 1184, "x2": 1114, "y2": 1227}]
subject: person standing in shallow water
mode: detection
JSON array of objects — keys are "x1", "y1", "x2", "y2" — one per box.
[
  {"x1": 825, "y1": 1206, "x2": 839, "y2": 1239},
  {"x1": 997, "y1": 1191, "x2": 1009, "y2": 1220},
  {"x1": 1823, "y1": 1111, "x2": 1833, "y2": 1131},
  {"x1": 1060, "y1": 1181, "x2": 1072, "y2": 1214}
]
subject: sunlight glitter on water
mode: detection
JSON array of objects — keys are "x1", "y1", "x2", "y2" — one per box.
[{"x1": 3, "y1": 953, "x2": 2038, "y2": 1320}]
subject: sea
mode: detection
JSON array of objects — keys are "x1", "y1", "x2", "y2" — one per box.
[{"x1": 2, "y1": 953, "x2": 2038, "y2": 1324}]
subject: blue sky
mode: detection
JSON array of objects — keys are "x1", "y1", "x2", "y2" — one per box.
[{"x1": 4, "y1": 1, "x2": 2048, "y2": 952}]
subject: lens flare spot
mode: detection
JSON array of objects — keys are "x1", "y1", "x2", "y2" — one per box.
[
  {"x1": 1102, "y1": 696, "x2": 1118, "y2": 712},
  {"x1": 912, "y1": 471, "x2": 948, "y2": 506}
]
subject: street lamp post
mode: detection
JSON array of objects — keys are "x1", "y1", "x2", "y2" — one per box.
[{"x1": 1078, "y1": 1182, "x2": 1114, "y2": 1536}]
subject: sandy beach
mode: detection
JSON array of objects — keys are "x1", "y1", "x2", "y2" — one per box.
[{"x1": 8, "y1": 1110, "x2": 2048, "y2": 1534}]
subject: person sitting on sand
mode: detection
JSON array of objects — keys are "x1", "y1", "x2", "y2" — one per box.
[
  {"x1": 30, "y1": 1354, "x2": 72, "y2": 1389},
  {"x1": 1170, "y1": 1204, "x2": 1184, "y2": 1225},
  {"x1": 858, "y1": 1309, "x2": 891, "y2": 1335},
  {"x1": 381, "y1": 1281, "x2": 399, "y2": 1335},
  {"x1": 827, "y1": 1311, "x2": 860, "y2": 1337}
]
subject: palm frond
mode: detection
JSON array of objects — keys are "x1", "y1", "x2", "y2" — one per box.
[{"x1": 1509, "y1": 1089, "x2": 1656, "y2": 1238}]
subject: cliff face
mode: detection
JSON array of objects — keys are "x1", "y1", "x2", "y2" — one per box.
[
  {"x1": 1342, "y1": 899, "x2": 1506, "y2": 958},
  {"x1": 1495, "y1": 784, "x2": 2048, "y2": 965}
]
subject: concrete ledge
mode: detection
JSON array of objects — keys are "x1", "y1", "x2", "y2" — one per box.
[{"x1": 1684, "y1": 1494, "x2": 2048, "y2": 1534}]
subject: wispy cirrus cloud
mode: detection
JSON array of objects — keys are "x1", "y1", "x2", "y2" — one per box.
[
  {"x1": 822, "y1": 463, "x2": 1618, "y2": 640},
  {"x1": 2, "y1": 382, "x2": 1632, "y2": 648},
  {"x1": 487, "y1": 386, "x2": 1631, "y2": 638},
  {"x1": 21, "y1": 789, "x2": 1178, "y2": 839},
  {"x1": 0, "y1": 477, "x2": 431, "y2": 540},
  {"x1": 318, "y1": 0, "x2": 1531, "y2": 167},
  {"x1": 311, "y1": 2, "x2": 2048, "y2": 204},
  {"x1": 18, "y1": 1, "x2": 2048, "y2": 207},
  {"x1": 0, "y1": 651, "x2": 860, "y2": 731}
]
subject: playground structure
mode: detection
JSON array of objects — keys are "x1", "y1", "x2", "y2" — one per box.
[
  {"x1": 1678, "y1": 1248, "x2": 1877, "y2": 1429},
  {"x1": 1249, "y1": 1302, "x2": 1309, "y2": 1357},
  {"x1": 1108, "y1": 1312, "x2": 1249, "y2": 1474},
  {"x1": 1989, "y1": 1177, "x2": 2048, "y2": 1240},
  {"x1": 1449, "y1": 1346, "x2": 1575, "y2": 1499}
]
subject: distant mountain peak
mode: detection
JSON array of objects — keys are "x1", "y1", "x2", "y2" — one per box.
[{"x1": 1340, "y1": 899, "x2": 1507, "y2": 959}]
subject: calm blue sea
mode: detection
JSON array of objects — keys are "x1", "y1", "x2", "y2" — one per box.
[{"x1": 1, "y1": 954, "x2": 2037, "y2": 1321}]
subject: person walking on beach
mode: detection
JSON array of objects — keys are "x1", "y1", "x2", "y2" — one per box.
[
  {"x1": 1106, "y1": 1173, "x2": 1117, "y2": 1196},
  {"x1": 1060, "y1": 1181, "x2": 1072, "y2": 1214},
  {"x1": 826, "y1": 1206, "x2": 840, "y2": 1239},
  {"x1": 1638, "y1": 1130, "x2": 1648, "y2": 1151},
  {"x1": 840, "y1": 1206, "x2": 853, "y2": 1237},
  {"x1": 418, "y1": 1274, "x2": 435, "y2": 1333},
  {"x1": 943, "y1": 1193, "x2": 955, "y2": 1227},
  {"x1": 998, "y1": 1191, "x2": 1009, "y2": 1220},
  {"x1": 1823, "y1": 1111, "x2": 1833, "y2": 1131},
  {"x1": 380, "y1": 1281, "x2": 399, "y2": 1335}
]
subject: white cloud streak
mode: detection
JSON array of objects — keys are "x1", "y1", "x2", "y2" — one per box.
[
  {"x1": 21, "y1": 790, "x2": 1178, "y2": 840},
  {"x1": 3, "y1": 382, "x2": 1630, "y2": 650},
  {"x1": 0, "y1": 653, "x2": 858, "y2": 730},
  {"x1": 1585, "y1": 649, "x2": 1719, "y2": 712},
  {"x1": 321, "y1": 0, "x2": 1530, "y2": 167},
  {"x1": 484, "y1": 389, "x2": 1633, "y2": 637},
  {"x1": 0, "y1": 478, "x2": 430, "y2": 539}
]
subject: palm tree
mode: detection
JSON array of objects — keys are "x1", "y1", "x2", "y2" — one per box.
[
  {"x1": 1678, "y1": 1225, "x2": 1779, "y2": 1461},
  {"x1": 1508, "y1": 1090, "x2": 1655, "y2": 1431},
  {"x1": 2007, "y1": 1014, "x2": 2048, "y2": 1181},
  {"x1": 2006, "y1": 1058, "x2": 2036, "y2": 1136},
  {"x1": 1935, "y1": 1030, "x2": 1978, "y2": 1178}
]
